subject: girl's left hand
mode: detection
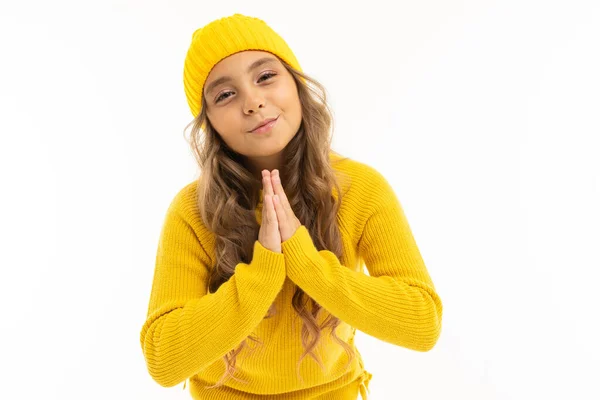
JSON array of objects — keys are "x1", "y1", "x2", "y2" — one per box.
[{"x1": 270, "y1": 169, "x2": 302, "y2": 242}]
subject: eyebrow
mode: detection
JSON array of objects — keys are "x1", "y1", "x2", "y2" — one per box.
[{"x1": 204, "y1": 57, "x2": 278, "y2": 97}]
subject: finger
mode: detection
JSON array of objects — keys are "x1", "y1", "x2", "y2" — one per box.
[
  {"x1": 265, "y1": 194, "x2": 278, "y2": 229},
  {"x1": 262, "y1": 194, "x2": 269, "y2": 224},
  {"x1": 271, "y1": 170, "x2": 293, "y2": 214},
  {"x1": 262, "y1": 169, "x2": 275, "y2": 197},
  {"x1": 273, "y1": 194, "x2": 285, "y2": 227}
]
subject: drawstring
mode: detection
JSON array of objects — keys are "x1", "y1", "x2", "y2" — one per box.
[
  {"x1": 182, "y1": 378, "x2": 187, "y2": 390},
  {"x1": 358, "y1": 370, "x2": 373, "y2": 400}
]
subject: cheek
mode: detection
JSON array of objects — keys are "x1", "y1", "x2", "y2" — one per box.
[
  {"x1": 277, "y1": 88, "x2": 301, "y2": 119},
  {"x1": 288, "y1": 93, "x2": 303, "y2": 123},
  {"x1": 210, "y1": 109, "x2": 240, "y2": 133}
]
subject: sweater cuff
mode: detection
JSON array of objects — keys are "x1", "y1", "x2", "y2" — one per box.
[
  {"x1": 232, "y1": 240, "x2": 286, "y2": 300},
  {"x1": 252, "y1": 239, "x2": 286, "y2": 267},
  {"x1": 281, "y1": 225, "x2": 320, "y2": 274}
]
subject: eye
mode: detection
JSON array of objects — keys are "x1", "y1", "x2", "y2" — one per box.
[
  {"x1": 215, "y1": 91, "x2": 232, "y2": 103},
  {"x1": 258, "y1": 72, "x2": 276, "y2": 82},
  {"x1": 215, "y1": 72, "x2": 277, "y2": 104}
]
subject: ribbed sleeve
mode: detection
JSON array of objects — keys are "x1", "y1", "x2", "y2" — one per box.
[
  {"x1": 139, "y1": 199, "x2": 286, "y2": 388},
  {"x1": 281, "y1": 174, "x2": 443, "y2": 352}
]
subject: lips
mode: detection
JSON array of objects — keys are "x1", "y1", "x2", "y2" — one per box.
[{"x1": 250, "y1": 116, "x2": 278, "y2": 132}]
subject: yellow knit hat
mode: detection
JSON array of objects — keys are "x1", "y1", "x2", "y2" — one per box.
[{"x1": 183, "y1": 13, "x2": 303, "y2": 118}]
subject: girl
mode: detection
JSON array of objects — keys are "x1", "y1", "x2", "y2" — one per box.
[{"x1": 140, "y1": 13, "x2": 443, "y2": 400}]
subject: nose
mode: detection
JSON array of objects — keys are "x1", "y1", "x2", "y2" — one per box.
[{"x1": 243, "y1": 90, "x2": 266, "y2": 114}]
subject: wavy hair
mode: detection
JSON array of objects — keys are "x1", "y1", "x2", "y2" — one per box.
[{"x1": 183, "y1": 55, "x2": 354, "y2": 389}]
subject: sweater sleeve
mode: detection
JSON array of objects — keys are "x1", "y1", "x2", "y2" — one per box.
[
  {"x1": 281, "y1": 175, "x2": 443, "y2": 352},
  {"x1": 139, "y1": 199, "x2": 286, "y2": 388}
]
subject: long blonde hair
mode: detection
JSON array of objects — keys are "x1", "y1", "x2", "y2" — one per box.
[{"x1": 183, "y1": 56, "x2": 354, "y2": 388}]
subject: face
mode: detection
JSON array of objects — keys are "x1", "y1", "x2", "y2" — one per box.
[{"x1": 203, "y1": 50, "x2": 303, "y2": 174}]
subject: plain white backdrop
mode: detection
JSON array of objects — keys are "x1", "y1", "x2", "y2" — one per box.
[{"x1": 1, "y1": 1, "x2": 599, "y2": 399}]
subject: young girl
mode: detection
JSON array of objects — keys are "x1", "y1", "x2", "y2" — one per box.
[{"x1": 140, "y1": 13, "x2": 443, "y2": 400}]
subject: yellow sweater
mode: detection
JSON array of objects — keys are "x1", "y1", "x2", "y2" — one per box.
[{"x1": 139, "y1": 155, "x2": 443, "y2": 399}]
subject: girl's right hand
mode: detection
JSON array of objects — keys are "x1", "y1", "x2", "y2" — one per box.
[{"x1": 258, "y1": 170, "x2": 282, "y2": 253}]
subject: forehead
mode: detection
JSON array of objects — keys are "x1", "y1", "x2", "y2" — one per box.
[{"x1": 210, "y1": 50, "x2": 277, "y2": 73}]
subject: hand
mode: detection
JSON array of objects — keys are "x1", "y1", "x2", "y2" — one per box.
[
  {"x1": 269, "y1": 169, "x2": 302, "y2": 242},
  {"x1": 258, "y1": 170, "x2": 282, "y2": 253}
]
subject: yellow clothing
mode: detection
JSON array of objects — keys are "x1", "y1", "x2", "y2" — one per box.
[{"x1": 140, "y1": 155, "x2": 443, "y2": 399}]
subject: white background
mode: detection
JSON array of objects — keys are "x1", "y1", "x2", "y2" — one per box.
[{"x1": 1, "y1": 1, "x2": 599, "y2": 399}]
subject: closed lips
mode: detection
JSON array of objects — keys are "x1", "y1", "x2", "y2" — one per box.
[{"x1": 251, "y1": 116, "x2": 278, "y2": 132}]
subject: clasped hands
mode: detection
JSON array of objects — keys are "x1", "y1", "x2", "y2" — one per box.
[{"x1": 261, "y1": 169, "x2": 302, "y2": 244}]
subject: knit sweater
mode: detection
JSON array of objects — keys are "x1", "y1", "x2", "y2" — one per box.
[{"x1": 139, "y1": 155, "x2": 443, "y2": 399}]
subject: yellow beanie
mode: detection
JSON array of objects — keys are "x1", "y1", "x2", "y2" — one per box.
[{"x1": 183, "y1": 13, "x2": 303, "y2": 118}]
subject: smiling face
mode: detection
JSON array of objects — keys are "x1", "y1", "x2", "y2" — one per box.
[{"x1": 203, "y1": 50, "x2": 303, "y2": 175}]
